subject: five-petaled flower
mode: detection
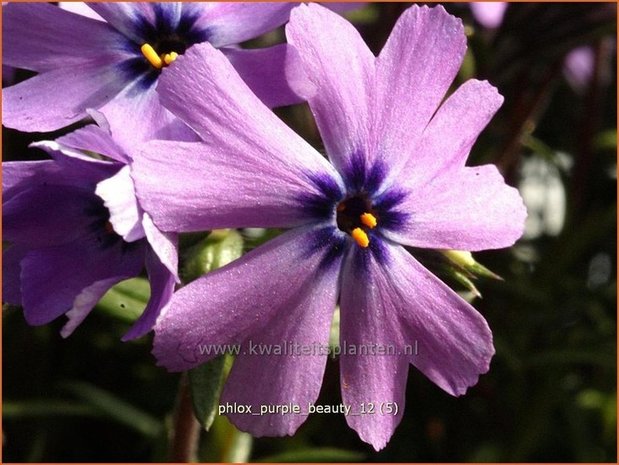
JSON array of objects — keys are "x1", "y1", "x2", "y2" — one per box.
[
  {"x1": 2, "y1": 2, "x2": 305, "y2": 145},
  {"x1": 3, "y1": 122, "x2": 177, "y2": 340},
  {"x1": 131, "y1": 4, "x2": 527, "y2": 450}
]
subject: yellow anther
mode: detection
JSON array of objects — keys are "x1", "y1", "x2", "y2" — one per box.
[
  {"x1": 141, "y1": 43, "x2": 163, "y2": 69},
  {"x1": 163, "y1": 51, "x2": 178, "y2": 65},
  {"x1": 351, "y1": 228, "x2": 370, "y2": 248},
  {"x1": 360, "y1": 212, "x2": 377, "y2": 229}
]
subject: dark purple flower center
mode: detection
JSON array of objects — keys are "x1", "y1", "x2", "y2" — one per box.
[
  {"x1": 336, "y1": 194, "x2": 372, "y2": 231},
  {"x1": 152, "y1": 36, "x2": 188, "y2": 56},
  {"x1": 120, "y1": 6, "x2": 210, "y2": 87},
  {"x1": 299, "y1": 154, "x2": 411, "y2": 265},
  {"x1": 336, "y1": 194, "x2": 377, "y2": 248}
]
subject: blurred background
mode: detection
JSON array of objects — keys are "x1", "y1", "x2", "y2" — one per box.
[{"x1": 3, "y1": 2, "x2": 617, "y2": 462}]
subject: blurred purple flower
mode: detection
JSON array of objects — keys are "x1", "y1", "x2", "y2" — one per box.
[
  {"x1": 2, "y1": 2, "x2": 306, "y2": 145},
  {"x1": 468, "y1": 2, "x2": 598, "y2": 94},
  {"x1": 3, "y1": 121, "x2": 178, "y2": 340},
  {"x1": 469, "y1": 2, "x2": 507, "y2": 29},
  {"x1": 563, "y1": 46, "x2": 595, "y2": 94},
  {"x1": 132, "y1": 4, "x2": 526, "y2": 449}
]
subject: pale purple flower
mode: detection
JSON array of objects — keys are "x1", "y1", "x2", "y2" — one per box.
[
  {"x1": 132, "y1": 4, "x2": 526, "y2": 450},
  {"x1": 469, "y1": 2, "x2": 507, "y2": 29},
  {"x1": 563, "y1": 46, "x2": 595, "y2": 94},
  {"x1": 2, "y1": 2, "x2": 306, "y2": 145},
  {"x1": 3, "y1": 121, "x2": 177, "y2": 340}
]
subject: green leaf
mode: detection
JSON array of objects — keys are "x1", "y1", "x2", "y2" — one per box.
[
  {"x1": 181, "y1": 229, "x2": 244, "y2": 283},
  {"x1": 113, "y1": 277, "x2": 151, "y2": 301},
  {"x1": 344, "y1": 3, "x2": 378, "y2": 24},
  {"x1": 241, "y1": 227, "x2": 283, "y2": 251},
  {"x1": 96, "y1": 277, "x2": 150, "y2": 323},
  {"x1": 61, "y1": 381, "x2": 162, "y2": 438},
  {"x1": 3, "y1": 400, "x2": 100, "y2": 418},
  {"x1": 189, "y1": 355, "x2": 227, "y2": 431},
  {"x1": 257, "y1": 447, "x2": 365, "y2": 462},
  {"x1": 594, "y1": 129, "x2": 617, "y2": 151},
  {"x1": 459, "y1": 47, "x2": 476, "y2": 82}
]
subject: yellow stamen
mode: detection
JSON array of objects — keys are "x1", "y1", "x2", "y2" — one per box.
[
  {"x1": 141, "y1": 43, "x2": 163, "y2": 69},
  {"x1": 351, "y1": 227, "x2": 370, "y2": 248},
  {"x1": 360, "y1": 212, "x2": 377, "y2": 229},
  {"x1": 163, "y1": 51, "x2": 178, "y2": 65}
]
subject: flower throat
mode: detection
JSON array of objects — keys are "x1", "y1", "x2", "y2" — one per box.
[
  {"x1": 336, "y1": 194, "x2": 378, "y2": 248},
  {"x1": 141, "y1": 37, "x2": 187, "y2": 69}
]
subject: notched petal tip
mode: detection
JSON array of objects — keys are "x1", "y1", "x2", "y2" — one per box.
[
  {"x1": 447, "y1": 353, "x2": 495, "y2": 398},
  {"x1": 406, "y1": 3, "x2": 465, "y2": 37},
  {"x1": 463, "y1": 79, "x2": 505, "y2": 111}
]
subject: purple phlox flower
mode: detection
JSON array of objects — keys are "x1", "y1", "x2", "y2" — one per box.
[
  {"x1": 2, "y1": 2, "x2": 311, "y2": 146},
  {"x1": 469, "y1": 2, "x2": 507, "y2": 29},
  {"x1": 3, "y1": 120, "x2": 178, "y2": 340},
  {"x1": 131, "y1": 4, "x2": 527, "y2": 450},
  {"x1": 563, "y1": 45, "x2": 596, "y2": 94}
]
